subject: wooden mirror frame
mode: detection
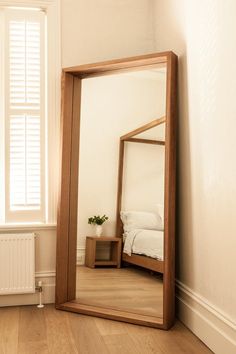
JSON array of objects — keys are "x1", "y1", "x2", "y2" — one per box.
[{"x1": 55, "y1": 52, "x2": 178, "y2": 330}]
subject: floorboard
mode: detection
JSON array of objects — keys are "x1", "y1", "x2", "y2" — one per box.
[
  {"x1": 0, "y1": 307, "x2": 19, "y2": 354},
  {"x1": 0, "y1": 305, "x2": 212, "y2": 354},
  {"x1": 76, "y1": 266, "x2": 163, "y2": 318}
]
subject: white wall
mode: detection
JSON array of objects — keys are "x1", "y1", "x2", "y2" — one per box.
[
  {"x1": 77, "y1": 72, "x2": 165, "y2": 253},
  {"x1": 61, "y1": 0, "x2": 156, "y2": 67},
  {"x1": 154, "y1": 1, "x2": 236, "y2": 352},
  {"x1": 123, "y1": 141, "x2": 165, "y2": 213}
]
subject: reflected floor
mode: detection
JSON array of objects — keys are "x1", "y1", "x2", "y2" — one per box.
[{"x1": 75, "y1": 266, "x2": 163, "y2": 318}]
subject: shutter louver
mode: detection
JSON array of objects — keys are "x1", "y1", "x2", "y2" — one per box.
[
  {"x1": 9, "y1": 20, "x2": 40, "y2": 110},
  {"x1": 5, "y1": 9, "x2": 45, "y2": 222},
  {"x1": 10, "y1": 114, "x2": 40, "y2": 209}
]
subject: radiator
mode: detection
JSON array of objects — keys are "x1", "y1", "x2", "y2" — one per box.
[{"x1": 0, "y1": 233, "x2": 35, "y2": 295}]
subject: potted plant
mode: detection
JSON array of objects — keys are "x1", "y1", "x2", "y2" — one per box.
[{"x1": 88, "y1": 215, "x2": 108, "y2": 237}]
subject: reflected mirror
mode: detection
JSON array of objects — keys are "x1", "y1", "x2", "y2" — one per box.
[{"x1": 75, "y1": 66, "x2": 166, "y2": 321}]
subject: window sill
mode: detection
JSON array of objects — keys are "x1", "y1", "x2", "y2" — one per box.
[{"x1": 0, "y1": 223, "x2": 57, "y2": 231}]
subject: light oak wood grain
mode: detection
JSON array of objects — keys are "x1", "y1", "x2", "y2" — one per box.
[
  {"x1": 116, "y1": 139, "x2": 125, "y2": 237},
  {"x1": 122, "y1": 253, "x2": 164, "y2": 273},
  {"x1": 56, "y1": 72, "x2": 74, "y2": 305},
  {"x1": 163, "y1": 51, "x2": 178, "y2": 329},
  {"x1": 0, "y1": 307, "x2": 19, "y2": 354},
  {"x1": 123, "y1": 137, "x2": 165, "y2": 145},
  {"x1": 43, "y1": 305, "x2": 77, "y2": 353},
  {"x1": 75, "y1": 266, "x2": 163, "y2": 318},
  {"x1": 69, "y1": 311, "x2": 109, "y2": 354},
  {"x1": 85, "y1": 237, "x2": 122, "y2": 268},
  {"x1": 0, "y1": 305, "x2": 211, "y2": 354},
  {"x1": 67, "y1": 77, "x2": 82, "y2": 301},
  {"x1": 120, "y1": 117, "x2": 166, "y2": 140},
  {"x1": 18, "y1": 306, "x2": 48, "y2": 354},
  {"x1": 64, "y1": 52, "x2": 168, "y2": 76},
  {"x1": 103, "y1": 333, "x2": 143, "y2": 354}
]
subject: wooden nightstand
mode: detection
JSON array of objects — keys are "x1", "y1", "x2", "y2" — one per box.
[{"x1": 85, "y1": 236, "x2": 122, "y2": 268}]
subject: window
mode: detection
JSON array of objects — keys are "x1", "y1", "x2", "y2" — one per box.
[
  {"x1": 5, "y1": 8, "x2": 45, "y2": 222},
  {"x1": 0, "y1": 2, "x2": 60, "y2": 225}
]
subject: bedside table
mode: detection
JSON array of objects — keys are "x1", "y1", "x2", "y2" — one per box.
[{"x1": 85, "y1": 236, "x2": 122, "y2": 268}]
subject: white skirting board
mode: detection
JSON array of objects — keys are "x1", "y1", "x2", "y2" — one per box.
[
  {"x1": 77, "y1": 247, "x2": 86, "y2": 265},
  {"x1": 0, "y1": 271, "x2": 55, "y2": 307},
  {"x1": 176, "y1": 280, "x2": 236, "y2": 354},
  {"x1": 77, "y1": 246, "x2": 110, "y2": 265}
]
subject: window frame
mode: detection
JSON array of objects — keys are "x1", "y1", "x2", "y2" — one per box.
[
  {"x1": 5, "y1": 8, "x2": 46, "y2": 222},
  {"x1": 0, "y1": 0, "x2": 60, "y2": 226}
]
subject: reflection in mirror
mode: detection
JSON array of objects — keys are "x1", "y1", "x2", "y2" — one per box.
[{"x1": 75, "y1": 65, "x2": 166, "y2": 320}]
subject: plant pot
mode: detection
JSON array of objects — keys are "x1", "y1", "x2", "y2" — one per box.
[{"x1": 95, "y1": 225, "x2": 102, "y2": 237}]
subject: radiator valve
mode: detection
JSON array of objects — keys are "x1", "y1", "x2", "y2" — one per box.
[{"x1": 36, "y1": 281, "x2": 44, "y2": 308}]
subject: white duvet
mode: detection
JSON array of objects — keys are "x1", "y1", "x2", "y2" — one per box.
[{"x1": 123, "y1": 229, "x2": 164, "y2": 261}]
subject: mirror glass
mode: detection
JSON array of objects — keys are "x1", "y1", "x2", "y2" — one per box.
[{"x1": 75, "y1": 65, "x2": 166, "y2": 320}]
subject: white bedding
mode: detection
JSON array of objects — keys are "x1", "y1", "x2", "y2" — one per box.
[{"x1": 123, "y1": 229, "x2": 164, "y2": 261}]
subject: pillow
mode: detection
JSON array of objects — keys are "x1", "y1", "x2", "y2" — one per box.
[{"x1": 120, "y1": 211, "x2": 163, "y2": 233}]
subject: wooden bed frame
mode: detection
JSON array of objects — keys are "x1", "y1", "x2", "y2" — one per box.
[
  {"x1": 116, "y1": 118, "x2": 165, "y2": 274},
  {"x1": 122, "y1": 253, "x2": 164, "y2": 273}
]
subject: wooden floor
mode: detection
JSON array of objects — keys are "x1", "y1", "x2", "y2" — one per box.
[
  {"x1": 0, "y1": 305, "x2": 212, "y2": 354},
  {"x1": 76, "y1": 266, "x2": 163, "y2": 318}
]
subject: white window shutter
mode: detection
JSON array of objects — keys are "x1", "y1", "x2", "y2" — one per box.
[{"x1": 5, "y1": 9, "x2": 45, "y2": 222}]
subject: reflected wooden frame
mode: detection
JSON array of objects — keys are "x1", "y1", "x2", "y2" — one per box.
[
  {"x1": 116, "y1": 118, "x2": 166, "y2": 275},
  {"x1": 55, "y1": 52, "x2": 178, "y2": 330},
  {"x1": 116, "y1": 117, "x2": 166, "y2": 239}
]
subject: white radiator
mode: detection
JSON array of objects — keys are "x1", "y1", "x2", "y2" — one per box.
[{"x1": 0, "y1": 233, "x2": 35, "y2": 295}]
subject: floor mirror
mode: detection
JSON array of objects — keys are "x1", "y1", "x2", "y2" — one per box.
[{"x1": 56, "y1": 52, "x2": 177, "y2": 329}]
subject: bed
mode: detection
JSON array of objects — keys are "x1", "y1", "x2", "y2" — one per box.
[
  {"x1": 116, "y1": 120, "x2": 165, "y2": 274},
  {"x1": 119, "y1": 211, "x2": 164, "y2": 274},
  {"x1": 122, "y1": 228, "x2": 164, "y2": 273}
]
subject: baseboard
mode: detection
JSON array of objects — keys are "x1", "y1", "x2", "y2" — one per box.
[
  {"x1": 77, "y1": 247, "x2": 85, "y2": 265},
  {"x1": 35, "y1": 270, "x2": 56, "y2": 278},
  {"x1": 176, "y1": 279, "x2": 236, "y2": 354},
  {"x1": 0, "y1": 270, "x2": 55, "y2": 307},
  {"x1": 77, "y1": 245, "x2": 110, "y2": 265}
]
